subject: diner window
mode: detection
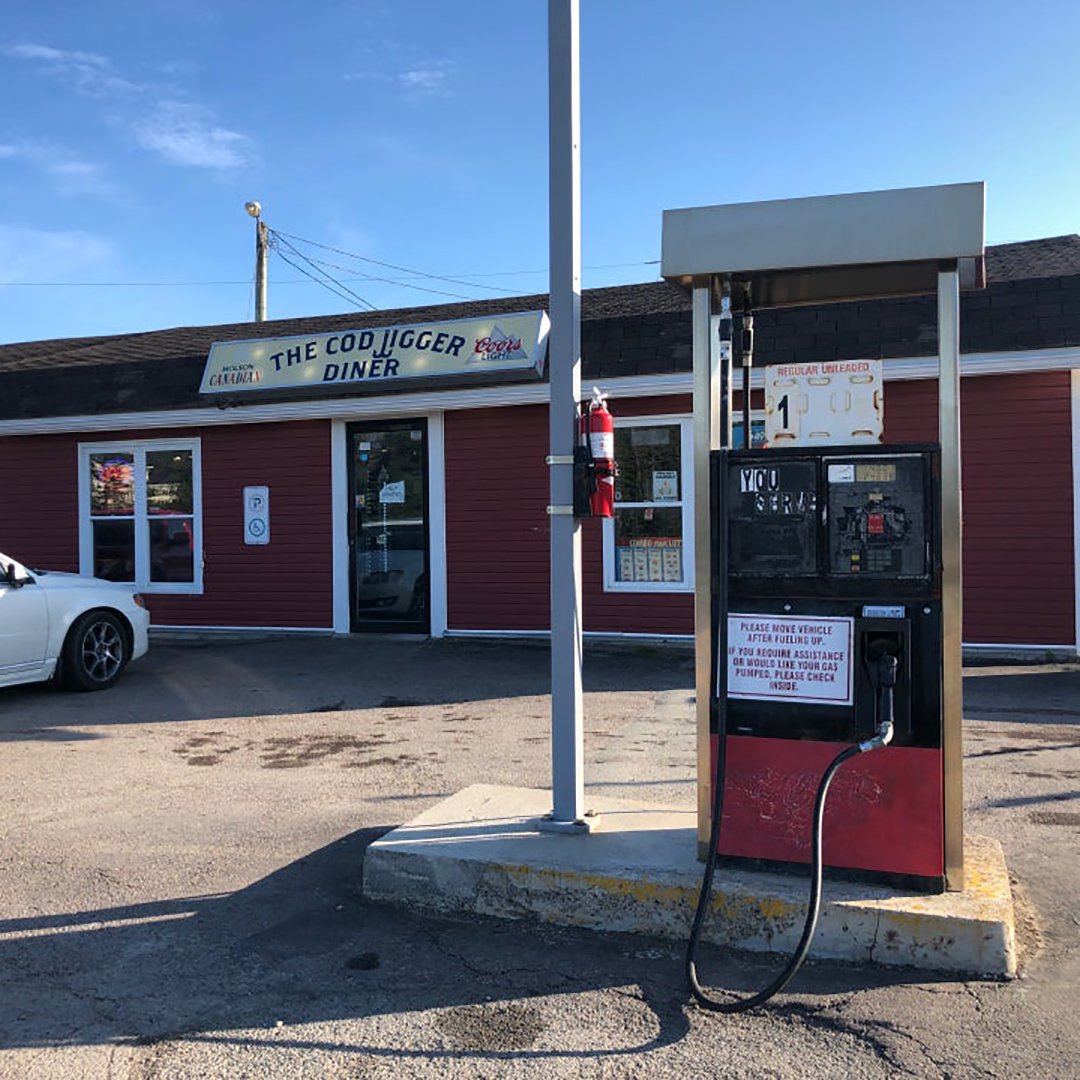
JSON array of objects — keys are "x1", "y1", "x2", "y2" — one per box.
[
  {"x1": 79, "y1": 439, "x2": 202, "y2": 593},
  {"x1": 603, "y1": 417, "x2": 694, "y2": 592}
]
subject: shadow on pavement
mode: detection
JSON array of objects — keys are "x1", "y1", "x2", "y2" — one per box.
[
  {"x1": 0, "y1": 636, "x2": 695, "y2": 740},
  {"x1": 963, "y1": 669, "x2": 1080, "y2": 726},
  {"x1": 0, "y1": 825, "x2": 947, "y2": 1063}
]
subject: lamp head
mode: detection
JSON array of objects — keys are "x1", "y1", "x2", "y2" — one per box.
[{"x1": 244, "y1": 200, "x2": 262, "y2": 219}]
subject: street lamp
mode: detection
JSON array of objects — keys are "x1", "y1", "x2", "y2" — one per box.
[{"x1": 245, "y1": 200, "x2": 268, "y2": 322}]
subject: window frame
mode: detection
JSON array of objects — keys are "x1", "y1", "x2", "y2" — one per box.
[
  {"x1": 602, "y1": 414, "x2": 695, "y2": 594},
  {"x1": 78, "y1": 437, "x2": 203, "y2": 594}
]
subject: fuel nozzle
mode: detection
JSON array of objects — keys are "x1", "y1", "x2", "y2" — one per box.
[{"x1": 859, "y1": 651, "x2": 898, "y2": 753}]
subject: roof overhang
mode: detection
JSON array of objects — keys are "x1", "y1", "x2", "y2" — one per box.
[{"x1": 661, "y1": 182, "x2": 986, "y2": 306}]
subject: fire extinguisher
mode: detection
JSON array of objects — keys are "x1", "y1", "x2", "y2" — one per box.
[{"x1": 586, "y1": 386, "x2": 616, "y2": 518}]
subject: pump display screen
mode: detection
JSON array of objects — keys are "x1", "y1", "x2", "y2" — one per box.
[
  {"x1": 826, "y1": 455, "x2": 928, "y2": 578},
  {"x1": 728, "y1": 460, "x2": 818, "y2": 576}
]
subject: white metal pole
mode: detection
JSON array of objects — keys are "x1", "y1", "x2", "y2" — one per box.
[
  {"x1": 692, "y1": 285, "x2": 715, "y2": 853},
  {"x1": 938, "y1": 267, "x2": 965, "y2": 890},
  {"x1": 541, "y1": 0, "x2": 588, "y2": 833}
]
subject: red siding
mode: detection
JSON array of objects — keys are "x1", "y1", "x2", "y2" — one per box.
[
  {"x1": 445, "y1": 404, "x2": 550, "y2": 630},
  {"x1": 2, "y1": 370, "x2": 1074, "y2": 647},
  {"x1": 445, "y1": 396, "x2": 695, "y2": 635},
  {"x1": 0, "y1": 420, "x2": 333, "y2": 629},
  {"x1": 2, "y1": 434, "x2": 80, "y2": 571},
  {"x1": 885, "y1": 373, "x2": 1075, "y2": 646}
]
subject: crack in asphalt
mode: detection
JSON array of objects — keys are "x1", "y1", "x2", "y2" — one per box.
[{"x1": 773, "y1": 999, "x2": 922, "y2": 1077}]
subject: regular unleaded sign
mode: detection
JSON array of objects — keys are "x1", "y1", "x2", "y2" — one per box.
[
  {"x1": 764, "y1": 359, "x2": 883, "y2": 446},
  {"x1": 726, "y1": 613, "x2": 854, "y2": 705}
]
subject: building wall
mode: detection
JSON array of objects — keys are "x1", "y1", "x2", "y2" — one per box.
[
  {"x1": 0, "y1": 420, "x2": 333, "y2": 629},
  {"x1": 1, "y1": 370, "x2": 1074, "y2": 646},
  {"x1": 444, "y1": 394, "x2": 694, "y2": 635},
  {"x1": 444, "y1": 403, "x2": 549, "y2": 631},
  {"x1": 884, "y1": 372, "x2": 1075, "y2": 646},
  {"x1": 444, "y1": 375, "x2": 1075, "y2": 646}
]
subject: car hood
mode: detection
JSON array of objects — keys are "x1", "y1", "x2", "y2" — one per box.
[{"x1": 32, "y1": 570, "x2": 137, "y2": 595}]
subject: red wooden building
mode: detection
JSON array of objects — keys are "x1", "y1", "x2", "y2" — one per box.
[{"x1": 2, "y1": 236, "x2": 1079, "y2": 656}]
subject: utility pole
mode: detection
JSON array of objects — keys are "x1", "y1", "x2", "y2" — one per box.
[
  {"x1": 245, "y1": 200, "x2": 268, "y2": 322},
  {"x1": 540, "y1": 0, "x2": 589, "y2": 834}
]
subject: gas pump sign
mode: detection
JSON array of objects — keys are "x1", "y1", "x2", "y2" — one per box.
[
  {"x1": 765, "y1": 359, "x2": 883, "y2": 446},
  {"x1": 727, "y1": 613, "x2": 853, "y2": 705}
]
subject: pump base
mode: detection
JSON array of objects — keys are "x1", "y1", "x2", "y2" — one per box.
[{"x1": 363, "y1": 783, "x2": 1016, "y2": 978}]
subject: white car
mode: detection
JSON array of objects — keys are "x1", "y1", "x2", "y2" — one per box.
[{"x1": 0, "y1": 551, "x2": 150, "y2": 691}]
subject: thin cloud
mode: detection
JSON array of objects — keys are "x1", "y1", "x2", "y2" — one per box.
[
  {"x1": 6, "y1": 42, "x2": 250, "y2": 169},
  {"x1": 5, "y1": 42, "x2": 135, "y2": 98},
  {"x1": 398, "y1": 67, "x2": 450, "y2": 94},
  {"x1": 0, "y1": 140, "x2": 117, "y2": 197},
  {"x1": 345, "y1": 58, "x2": 457, "y2": 99},
  {"x1": 133, "y1": 102, "x2": 248, "y2": 169},
  {"x1": 6, "y1": 43, "x2": 109, "y2": 66},
  {"x1": 0, "y1": 224, "x2": 113, "y2": 286}
]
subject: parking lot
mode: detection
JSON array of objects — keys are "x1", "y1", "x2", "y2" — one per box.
[{"x1": 1, "y1": 636, "x2": 1078, "y2": 1079}]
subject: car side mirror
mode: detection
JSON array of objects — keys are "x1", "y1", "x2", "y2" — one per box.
[{"x1": 3, "y1": 562, "x2": 28, "y2": 588}]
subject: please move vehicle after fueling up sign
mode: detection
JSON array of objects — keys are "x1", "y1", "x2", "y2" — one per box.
[{"x1": 726, "y1": 613, "x2": 854, "y2": 706}]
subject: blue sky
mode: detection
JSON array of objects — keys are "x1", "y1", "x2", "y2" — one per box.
[{"x1": 1, "y1": 0, "x2": 1078, "y2": 345}]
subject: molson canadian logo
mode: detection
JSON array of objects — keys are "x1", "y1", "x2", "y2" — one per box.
[{"x1": 200, "y1": 311, "x2": 550, "y2": 396}]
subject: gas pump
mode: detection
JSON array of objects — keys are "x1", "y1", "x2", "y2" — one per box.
[
  {"x1": 659, "y1": 183, "x2": 986, "y2": 1014},
  {"x1": 686, "y1": 329, "x2": 946, "y2": 1014}
]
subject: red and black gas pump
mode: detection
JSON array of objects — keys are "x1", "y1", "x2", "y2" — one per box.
[
  {"x1": 660, "y1": 181, "x2": 983, "y2": 1015},
  {"x1": 687, "y1": 319, "x2": 947, "y2": 1013}
]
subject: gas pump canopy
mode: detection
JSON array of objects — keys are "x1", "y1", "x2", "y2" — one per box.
[{"x1": 661, "y1": 181, "x2": 985, "y2": 305}]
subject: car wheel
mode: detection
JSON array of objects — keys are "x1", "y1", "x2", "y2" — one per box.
[{"x1": 62, "y1": 610, "x2": 129, "y2": 692}]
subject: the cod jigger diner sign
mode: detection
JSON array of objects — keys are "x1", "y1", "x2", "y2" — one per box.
[{"x1": 200, "y1": 310, "x2": 550, "y2": 395}]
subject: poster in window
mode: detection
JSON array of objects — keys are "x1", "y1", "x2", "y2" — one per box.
[
  {"x1": 662, "y1": 546, "x2": 683, "y2": 581},
  {"x1": 647, "y1": 548, "x2": 664, "y2": 581},
  {"x1": 618, "y1": 547, "x2": 636, "y2": 582},
  {"x1": 633, "y1": 547, "x2": 649, "y2": 581},
  {"x1": 652, "y1": 470, "x2": 679, "y2": 501}
]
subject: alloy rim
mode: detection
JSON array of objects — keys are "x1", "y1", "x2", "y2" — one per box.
[{"x1": 82, "y1": 621, "x2": 124, "y2": 682}]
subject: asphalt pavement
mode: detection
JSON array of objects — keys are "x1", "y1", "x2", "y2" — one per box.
[{"x1": 0, "y1": 637, "x2": 1077, "y2": 1079}]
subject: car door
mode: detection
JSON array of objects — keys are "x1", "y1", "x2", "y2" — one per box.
[{"x1": 0, "y1": 565, "x2": 49, "y2": 682}]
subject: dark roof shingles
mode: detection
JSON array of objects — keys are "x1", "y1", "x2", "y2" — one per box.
[{"x1": 2, "y1": 237, "x2": 1079, "y2": 421}]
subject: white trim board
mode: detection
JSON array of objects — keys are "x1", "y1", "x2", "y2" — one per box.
[
  {"x1": 330, "y1": 420, "x2": 350, "y2": 634},
  {"x1": 4, "y1": 347, "x2": 1080, "y2": 438}
]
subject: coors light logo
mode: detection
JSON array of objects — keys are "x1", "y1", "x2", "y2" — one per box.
[{"x1": 471, "y1": 325, "x2": 528, "y2": 362}]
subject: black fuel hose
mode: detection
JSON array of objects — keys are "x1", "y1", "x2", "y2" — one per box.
[{"x1": 685, "y1": 736, "x2": 866, "y2": 1013}]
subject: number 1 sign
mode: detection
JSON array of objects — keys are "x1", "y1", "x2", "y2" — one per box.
[{"x1": 764, "y1": 360, "x2": 883, "y2": 447}]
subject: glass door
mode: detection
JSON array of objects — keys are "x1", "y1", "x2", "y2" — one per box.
[{"x1": 347, "y1": 420, "x2": 429, "y2": 633}]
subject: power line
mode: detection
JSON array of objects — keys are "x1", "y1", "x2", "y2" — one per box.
[
  {"x1": 295, "y1": 251, "x2": 493, "y2": 303},
  {"x1": 271, "y1": 247, "x2": 375, "y2": 312},
  {"x1": 271, "y1": 228, "x2": 515, "y2": 295},
  {"x1": 0, "y1": 259, "x2": 661, "y2": 289},
  {"x1": 270, "y1": 234, "x2": 377, "y2": 311}
]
